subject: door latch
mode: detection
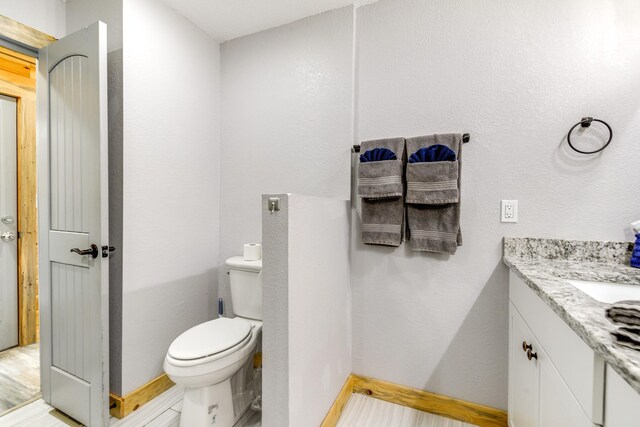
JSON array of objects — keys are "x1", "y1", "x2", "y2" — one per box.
[{"x1": 102, "y1": 245, "x2": 116, "y2": 258}]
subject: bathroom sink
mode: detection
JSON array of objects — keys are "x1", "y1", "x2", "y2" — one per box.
[{"x1": 567, "y1": 280, "x2": 640, "y2": 304}]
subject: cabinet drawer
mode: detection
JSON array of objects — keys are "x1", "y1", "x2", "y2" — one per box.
[{"x1": 509, "y1": 271, "x2": 604, "y2": 424}]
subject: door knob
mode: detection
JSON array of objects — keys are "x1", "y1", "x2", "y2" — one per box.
[
  {"x1": 70, "y1": 244, "x2": 99, "y2": 259},
  {"x1": 527, "y1": 349, "x2": 538, "y2": 361},
  {"x1": 1, "y1": 232, "x2": 15, "y2": 242},
  {"x1": 1, "y1": 216, "x2": 14, "y2": 224},
  {"x1": 522, "y1": 341, "x2": 532, "y2": 352}
]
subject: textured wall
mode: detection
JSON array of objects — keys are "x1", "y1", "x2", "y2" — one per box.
[
  {"x1": 219, "y1": 6, "x2": 354, "y2": 313},
  {"x1": 261, "y1": 194, "x2": 290, "y2": 427},
  {"x1": 262, "y1": 194, "x2": 352, "y2": 427},
  {"x1": 288, "y1": 194, "x2": 351, "y2": 426},
  {"x1": 352, "y1": 0, "x2": 640, "y2": 409},
  {"x1": 0, "y1": 0, "x2": 66, "y2": 39},
  {"x1": 121, "y1": 0, "x2": 221, "y2": 394},
  {"x1": 65, "y1": 0, "x2": 122, "y2": 52}
]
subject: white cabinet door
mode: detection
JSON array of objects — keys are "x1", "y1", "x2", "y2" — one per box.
[
  {"x1": 539, "y1": 345, "x2": 592, "y2": 427},
  {"x1": 509, "y1": 303, "x2": 539, "y2": 427},
  {"x1": 604, "y1": 365, "x2": 640, "y2": 427}
]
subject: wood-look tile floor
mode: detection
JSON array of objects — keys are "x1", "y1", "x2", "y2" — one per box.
[
  {"x1": 0, "y1": 344, "x2": 40, "y2": 414},
  {"x1": 337, "y1": 394, "x2": 478, "y2": 427},
  {"x1": 0, "y1": 385, "x2": 261, "y2": 427}
]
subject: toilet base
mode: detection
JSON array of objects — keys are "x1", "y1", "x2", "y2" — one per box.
[{"x1": 180, "y1": 379, "x2": 234, "y2": 427}]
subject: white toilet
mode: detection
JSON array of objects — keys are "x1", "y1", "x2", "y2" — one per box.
[{"x1": 164, "y1": 256, "x2": 262, "y2": 427}]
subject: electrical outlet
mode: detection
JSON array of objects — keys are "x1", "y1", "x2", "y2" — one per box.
[{"x1": 501, "y1": 200, "x2": 518, "y2": 223}]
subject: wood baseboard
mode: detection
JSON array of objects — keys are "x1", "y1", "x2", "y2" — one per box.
[
  {"x1": 352, "y1": 374, "x2": 508, "y2": 427},
  {"x1": 320, "y1": 375, "x2": 354, "y2": 427},
  {"x1": 109, "y1": 373, "x2": 175, "y2": 419},
  {"x1": 321, "y1": 374, "x2": 508, "y2": 427}
]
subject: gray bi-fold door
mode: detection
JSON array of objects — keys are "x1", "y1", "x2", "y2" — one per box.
[
  {"x1": 38, "y1": 22, "x2": 109, "y2": 426},
  {"x1": 0, "y1": 94, "x2": 18, "y2": 352}
]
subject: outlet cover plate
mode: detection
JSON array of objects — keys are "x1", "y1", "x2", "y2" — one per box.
[{"x1": 501, "y1": 200, "x2": 518, "y2": 223}]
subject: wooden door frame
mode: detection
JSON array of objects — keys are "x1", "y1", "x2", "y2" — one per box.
[{"x1": 0, "y1": 15, "x2": 55, "y2": 346}]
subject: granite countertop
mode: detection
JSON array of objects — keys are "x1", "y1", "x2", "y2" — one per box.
[{"x1": 503, "y1": 237, "x2": 640, "y2": 394}]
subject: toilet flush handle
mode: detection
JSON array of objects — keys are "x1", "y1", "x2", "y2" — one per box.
[{"x1": 218, "y1": 298, "x2": 224, "y2": 318}]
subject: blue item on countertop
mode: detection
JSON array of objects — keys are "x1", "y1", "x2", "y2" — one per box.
[
  {"x1": 632, "y1": 234, "x2": 640, "y2": 269},
  {"x1": 408, "y1": 144, "x2": 457, "y2": 163},
  {"x1": 360, "y1": 147, "x2": 397, "y2": 162}
]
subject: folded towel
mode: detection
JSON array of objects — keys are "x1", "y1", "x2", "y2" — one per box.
[
  {"x1": 358, "y1": 139, "x2": 405, "y2": 199},
  {"x1": 405, "y1": 134, "x2": 462, "y2": 254},
  {"x1": 606, "y1": 300, "x2": 640, "y2": 326},
  {"x1": 631, "y1": 233, "x2": 640, "y2": 269},
  {"x1": 360, "y1": 148, "x2": 397, "y2": 162},
  {"x1": 611, "y1": 326, "x2": 640, "y2": 351},
  {"x1": 408, "y1": 145, "x2": 457, "y2": 163},
  {"x1": 358, "y1": 137, "x2": 406, "y2": 246}
]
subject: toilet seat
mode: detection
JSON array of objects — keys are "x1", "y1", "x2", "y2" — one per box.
[{"x1": 168, "y1": 317, "x2": 251, "y2": 362}]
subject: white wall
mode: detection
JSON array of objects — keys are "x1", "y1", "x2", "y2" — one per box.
[
  {"x1": 219, "y1": 0, "x2": 640, "y2": 412},
  {"x1": 219, "y1": 6, "x2": 354, "y2": 313},
  {"x1": 66, "y1": 0, "x2": 122, "y2": 52},
  {"x1": 0, "y1": 0, "x2": 65, "y2": 39},
  {"x1": 352, "y1": 0, "x2": 640, "y2": 409},
  {"x1": 262, "y1": 194, "x2": 351, "y2": 427},
  {"x1": 121, "y1": 0, "x2": 220, "y2": 394},
  {"x1": 288, "y1": 195, "x2": 351, "y2": 426}
]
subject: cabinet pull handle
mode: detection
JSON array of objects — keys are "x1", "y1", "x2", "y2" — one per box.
[
  {"x1": 522, "y1": 341, "x2": 532, "y2": 352},
  {"x1": 527, "y1": 349, "x2": 538, "y2": 361}
]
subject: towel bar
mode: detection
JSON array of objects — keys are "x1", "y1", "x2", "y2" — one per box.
[{"x1": 352, "y1": 133, "x2": 470, "y2": 153}]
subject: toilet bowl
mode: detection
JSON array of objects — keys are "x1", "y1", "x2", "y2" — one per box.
[
  {"x1": 164, "y1": 317, "x2": 262, "y2": 427},
  {"x1": 165, "y1": 256, "x2": 263, "y2": 427}
]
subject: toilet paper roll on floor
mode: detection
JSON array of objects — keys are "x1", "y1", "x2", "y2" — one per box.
[{"x1": 243, "y1": 243, "x2": 262, "y2": 261}]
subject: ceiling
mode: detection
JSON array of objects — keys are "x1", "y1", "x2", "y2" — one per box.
[{"x1": 159, "y1": 0, "x2": 377, "y2": 42}]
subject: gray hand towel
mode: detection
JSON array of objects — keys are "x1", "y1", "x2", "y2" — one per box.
[
  {"x1": 358, "y1": 137, "x2": 406, "y2": 247},
  {"x1": 405, "y1": 134, "x2": 462, "y2": 254},
  {"x1": 406, "y1": 161, "x2": 459, "y2": 204},
  {"x1": 611, "y1": 326, "x2": 640, "y2": 351},
  {"x1": 606, "y1": 300, "x2": 640, "y2": 326}
]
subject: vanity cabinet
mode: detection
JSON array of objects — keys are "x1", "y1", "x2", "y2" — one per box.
[
  {"x1": 509, "y1": 272, "x2": 604, "y2": 427},
  {"x1": 604, "y1": 365, "x2": 640, "y2": 427}
]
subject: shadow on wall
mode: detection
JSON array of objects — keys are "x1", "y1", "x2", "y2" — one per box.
[
  {"x1": 119, "y1": 268, "x2": 219, "y2": 393},
  {"x1": 108, "y1": 48, "x2": 124, "y2": 395},
  {"x1": 552, "y1": 134, "x2": 606, "y2": 176},
  {"x1": 424, "y1": 262, "x2": 509, "y2": 410}
]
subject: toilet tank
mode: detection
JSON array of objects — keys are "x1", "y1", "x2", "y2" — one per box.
[{"x1": 225, "y1": 256, "x2": 262, "y2": 320}]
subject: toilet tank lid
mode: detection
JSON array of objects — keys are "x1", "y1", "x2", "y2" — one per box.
[{"x1": 225, "y1": 256, "x2": 262, "y2": 272}]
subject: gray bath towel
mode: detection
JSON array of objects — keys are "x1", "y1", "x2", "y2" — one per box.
[
  {"x1": 359, "y1": 137, "x2": 406, "y2": 246},
  {"x1": 405, "y1": 134, "x2": 462, "y2": 254},
  {"x1": 606, "y1": 300, "x2": 640, "y2": 326}
]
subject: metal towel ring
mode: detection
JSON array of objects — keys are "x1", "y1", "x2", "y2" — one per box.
[{"x1": 567, "y1": 117, "x2": 613, "y2": 154}]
